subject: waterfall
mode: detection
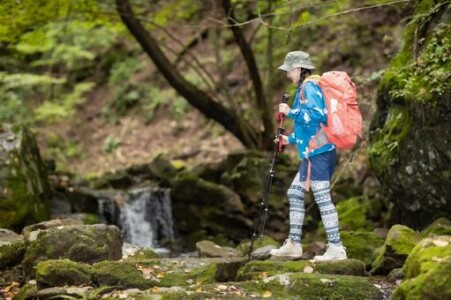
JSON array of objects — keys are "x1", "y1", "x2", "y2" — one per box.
[{"x1": 120, "y1": 187, "x2": 174, "y2": 248}]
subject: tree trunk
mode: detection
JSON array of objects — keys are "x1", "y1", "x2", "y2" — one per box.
[
  {"x1": 116, "y1": 0, "x2": 260, "y2": 149},
  {"x1": 221, "y1": 0, "x2": 274, "y2": 149}
]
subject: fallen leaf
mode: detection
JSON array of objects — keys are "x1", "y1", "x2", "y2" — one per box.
[
  {"x1": 186, "y1": 279, "x2": 194, "y2": 284},
  {"x1": 217, "y1": 284, "x2": 228, "y2": 291},
  {"x1": 303, "y1": 266, "x2": 314, "y2": 273},
  {"x1": 150, "y1": 287, "x2": 160, "y2": 293},
  {"x1": 262, "y1": 291, "x2": 272, "y2": 298},
  {"x1": 259, "y1": 272, "x2": 268, "y2": 279}
]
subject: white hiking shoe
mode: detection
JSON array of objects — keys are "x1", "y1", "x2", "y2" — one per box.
[
  {"x1": 270, "y1": 238, "x2": 303, "y2": 258},
  {"x1": 314, "y1": 243, "x2": 347, "y2": 261}
]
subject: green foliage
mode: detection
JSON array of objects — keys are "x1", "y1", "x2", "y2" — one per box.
[
  {"x1": 15, "y1": 21, "x2": 117, "y2": 70},
  {"x1": 101, "y1": 135, "x2": 121, "y2": 154},
  {"x1": 0, "y1": 72, "x2": 66, "y2": 124},
  {"x1": 388, "y1": 22, "x2": 450, "y2": 103},
  {"x1": 34, "y1": 82, "x2": 95, "y2": 123}
]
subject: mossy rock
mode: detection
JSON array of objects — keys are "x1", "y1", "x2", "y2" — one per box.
[
  {"x1": 0, "y1": 229, "x2": 25, "y2": 269},
  {"x1": 130, "y1": 257, "x2": 246, "y2": 287},
  {"x1": 235, "y1": 236, "x2": 280, "y2": 256},
  {"x1": 92, "y1": 261, "x2": 152, "y2": 289},
  {"x1": 237, "y1": 259, "x2": 366, "y2": 281},
  {"x1": 371, "y1": 224, "x2": 421, "y2": 275},
  {"x1": 22, "y1": 224, "x2": 122, "y2": 276},
  {"x1": 21, "y1": 219, "x2": 83, "y2": 240},
  {"x1": 200, "y1": 272, "x2": 381, "y2": 299},
  {"x1": 0, "y1": 124, "x2": 51, "y2": 230},
  {"x1": 341, "y1": 231, "x2": 384, "y2": 266},
  {"x1": 402, "y1": 235, "x2": 451, "y2": 279},
  {"x1": 122, "y1": 248, "x2": 160, "y2": 264},
  {"x1": 393, "y1": 260, "x2": 451, "y2": 300},
  {"x1": 421, "y1": 217, "x2": 451, "y2": 237},
  {"x1": 196, "y1": 240, "x2": 240, "y2": 258},
  {"x1": 369, "y1": 0, "x2": 451, "y2": 229},
  {"x1": 36, "y1": 259, "x2": 92, "y2": 288}
]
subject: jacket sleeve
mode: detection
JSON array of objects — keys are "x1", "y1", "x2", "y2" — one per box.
[
  {"x1": 287, "y1": 82, "x2": 326, "y2": 125},
  {"x1": 288, "y1": 132, "x2": 296, "y2": 144}
]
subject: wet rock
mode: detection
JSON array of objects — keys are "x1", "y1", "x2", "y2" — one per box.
[
  {"x1": 196, "y1": 240, "x2": 240, "y2": 258},
  {"x1": 0, "y1": 124, "x2": 51, "y2": 230},
  {"x1": 0, "y1": 228, "x2": 25, "y2": 269},
  {"x1": 370, "y1": 225, "x2": 420, "y2": 275},
  {"x1": 22, "y1": 224, "x2": 122, "y2": 276}
]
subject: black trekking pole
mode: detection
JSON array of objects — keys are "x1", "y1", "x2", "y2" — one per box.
[{"x1": 247, "y1": 93, "x2": 289, "y2": 260}]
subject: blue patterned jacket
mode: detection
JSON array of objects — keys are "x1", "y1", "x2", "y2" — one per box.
[{"x1": 287, "y1": 76, "x2": 335, "y2": 159}]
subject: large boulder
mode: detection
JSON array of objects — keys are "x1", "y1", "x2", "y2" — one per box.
[
  {"x1": 371, "y1": 224, "x2": 420, "y2": 275},
  {"x1": 369, "y1": 0, "x2": 451, "y2": 229},
  {"x1": 392, "y1": 235, "x2": 451, "y2": 299},
  {"x1": 22, "y1": 224, "x2": 122, "y2": 276},
  {"x1": 0, "y1": 124, "x2": 51, "y2": 230},
  {"x1": 0, "y1": 228, "x2": 25, "y2": 269}
]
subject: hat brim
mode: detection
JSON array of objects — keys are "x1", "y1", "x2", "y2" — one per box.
[{"x1": 277, "y1": 63, "x2": 316, "y2": 72}]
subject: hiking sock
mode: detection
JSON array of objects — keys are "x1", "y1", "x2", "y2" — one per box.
[
  {"x1": 287, "y1": 173, "x2": 306, "y2": 243},
  {"x1": 311, "y1": 180, "x2": 342, "y2": 245}
]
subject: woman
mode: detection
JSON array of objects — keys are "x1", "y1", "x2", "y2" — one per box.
[{"x1": 270, "y1": 51, "x2": 347, "y2": 261}]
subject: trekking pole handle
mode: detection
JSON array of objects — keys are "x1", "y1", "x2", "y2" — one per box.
[{"x1": 277, "y1": 94, "x2": 289, "y2": 152}]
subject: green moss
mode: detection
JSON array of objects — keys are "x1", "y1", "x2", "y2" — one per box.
[
  {"x1": 14, "y1": 282, "x2": 38, "y2": 300},
  {"x1": 237, "y1": 259, "x2": 366, "y2": 281},
  {"x1": 341, "y1": 231, "x2": 384, "y2": 266},
  {"x1": 421, "y1": 218, "x2": 451, "y2": 237},
  {"x1": 380, "y1": 1, "x2": 450, "y2": 104},
  {"x1": 0, "y1": 125, "x2": 51, "y2": 230},
  {"x1": 36, "y1": 259, "x2": 92, "y2": 288},
  {"x1": 237, "y1": 273, "x2": 380, "y2": 299},
  {"x1": 82, "y1": 213, "x2": 101, "y2": 225},
  {"x1": 369, "y1": 106, "x2": 411, "y2": 176},
  {"x1": 235, "y1": 236, "x2": 279, "y2": 256},
  {"x1": 158, "y1": 263, "x2": 217, "y2": 287},
  {"x1": 0, "y1": 239, "x2": 26, "y2": 269},
  {"x1": 392, "y1": 258, "x2": 451, "y2": 300},
  {"x1": 336, "y1": 197, "x2": 372, "y2": 231},
  {"x1": 123, "y1": 248, "x2": 160, "y2": 264},
  {"x1": 92, "y1": 261, "x2": 151, "y2": 289},
  {"x1": 371, "y1": 225, "x2": 420, "y2": 275},
  {"x1": 403, "y1": 236, "x2": 451, "y2": 279}
]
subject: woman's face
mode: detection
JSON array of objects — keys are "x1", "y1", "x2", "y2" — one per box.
[{"x1": 287, "y1": 67, "x2": 302, "y2": 85}]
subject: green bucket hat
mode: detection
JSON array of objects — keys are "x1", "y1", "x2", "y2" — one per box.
[{"x1": 278, "y1": 51, "x2": 315, "y2": 72}]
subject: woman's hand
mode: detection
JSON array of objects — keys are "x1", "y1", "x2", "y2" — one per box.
[
  {"x1": 275, "y1": 135, "x2": 289, "y2": 145},
  {"x1": 279, "y1": 103, "x2": 290, "y2": 115}
]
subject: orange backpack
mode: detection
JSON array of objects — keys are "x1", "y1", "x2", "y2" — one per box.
[{"x1": 301, "y1": 71, "x2": 362, "y2": 190}]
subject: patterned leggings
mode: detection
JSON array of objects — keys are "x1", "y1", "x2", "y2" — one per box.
[{"x1": 288, "y1": 172, "x2": 342, "y2": 245}]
